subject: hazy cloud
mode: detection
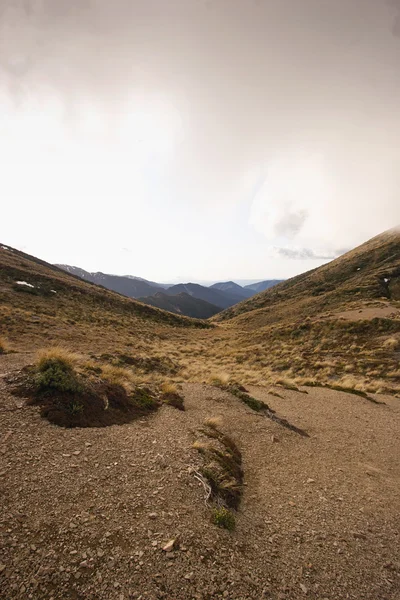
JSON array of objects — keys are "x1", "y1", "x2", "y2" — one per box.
[
  {"x1": 270, "y1": 247, "x2": 341, "y2": 261},
  {"x1": 1, "y1": 0, "x2": 400, "y2": 279}
]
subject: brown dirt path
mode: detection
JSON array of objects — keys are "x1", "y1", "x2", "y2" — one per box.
[{"x1": 1, "y1": 354, "x2": 399, "y2": 599}]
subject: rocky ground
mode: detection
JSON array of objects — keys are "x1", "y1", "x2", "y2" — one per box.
[{"x1": 1, "y1": 353, "x2": 400, "y2": 600}]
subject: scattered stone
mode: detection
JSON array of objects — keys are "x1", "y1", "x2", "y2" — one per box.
[
  {"x1": 149, "y1": 513, "x2": 158, "y2": 519},
  {"x1": 300, "y1": 583, "x2": 308, "y2": 594},
  {"x1": 162, "y1": 539, "x2": 177, "y2": 552}
]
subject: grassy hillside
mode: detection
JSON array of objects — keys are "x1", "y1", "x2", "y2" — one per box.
[
  {"x1": 1, "y1": 230, "x2": 400, "y2": 395},
  {"x1": 0, "y1": 244, "x2": 209, "y2": 352},
  {"x1": 214, "y1": 228, "x2": 400, "y2": 327}
]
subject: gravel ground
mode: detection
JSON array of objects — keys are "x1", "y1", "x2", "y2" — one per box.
[{"x1": 1, "y1": 353, "x2": 399, "y2": 600}]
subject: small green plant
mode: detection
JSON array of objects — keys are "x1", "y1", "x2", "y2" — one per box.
[
  {"x1": 68, "y1": 400, "x2": 84, "y2": 414},
  {"x1": 131, "y1": 387, "x2": 159, "y2": 410},
  {"x1": 36, "y1": 358, "x2": 82, "y2": 394},
  {"x1": 211, "y1": 507, "x2": 235, "y2": 531}
]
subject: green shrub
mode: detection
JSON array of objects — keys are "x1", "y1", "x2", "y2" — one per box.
[
  {"x1": 211, "y1": 507, "x2": 235, "y2": 531},
  {"x1": 36, "y1": 358, "x2": 82, "y2": 394}
]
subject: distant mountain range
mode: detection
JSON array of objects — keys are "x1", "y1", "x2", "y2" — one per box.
[
  {"x1": 56, "y1": 265, "x2": 283, "y2": 318},
  {"x1": 137, "y1": 292, "x2": 221, "y2": 319}
]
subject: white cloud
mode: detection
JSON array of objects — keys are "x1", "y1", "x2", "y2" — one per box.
[{"x1": 1, "y1": 0, "x2": 400, "y2": 280}]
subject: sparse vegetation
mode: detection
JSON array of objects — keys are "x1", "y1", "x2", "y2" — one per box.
[
  {"x1": 194, "y1": 419, "x2": 243, "y2": 511},
  {"x1": 160, "y1": 382, "x2": 185, "y2": 410},
  {"x1": 211, "y1": 378, "x2": 272, "y2": 412},
  {"x1": 211, "y1": 506, "x2": 236, "y2": 531},
  {"x1": 10, "y1": 347, "x2": 161, "y2": 428},
  {"x1": 0, "y1": 337, "x2": 8, "y2": 354},
  {"x1": 1, "y1": 231, "x2": 400, "y2": 402},
  {"x1": 36, "y1": 353, "x2": 83, "y2": 395},
  {"x1": 383, "y1": 337, "x2": 399, "y2": 351}
]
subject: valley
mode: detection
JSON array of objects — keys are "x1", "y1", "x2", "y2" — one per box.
[{"x1": 1, "y1": 228, "x2": 400, "y2": 599}]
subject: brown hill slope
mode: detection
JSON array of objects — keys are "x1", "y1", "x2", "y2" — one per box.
[
  {"x1": 0, "y1": 244, "x2": 208, "y2": 351},
  {"x1": 214, "y1": 227, "x2": 400, "y2": 327},
  {"x1": 1, "y1": 230, "x2": 400, "y2": 395}
]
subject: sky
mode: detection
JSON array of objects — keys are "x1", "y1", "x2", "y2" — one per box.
[{"x1": 1, "y1": 0, "x2": 400, "y2": 283}]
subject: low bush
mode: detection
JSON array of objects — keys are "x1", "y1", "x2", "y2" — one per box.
[
  {"x1": 10, "y1": 347, "x2": 161, "y2": 428},
  {"x1": 211, "y1": 507, "x2": 235, "y2": 531}
]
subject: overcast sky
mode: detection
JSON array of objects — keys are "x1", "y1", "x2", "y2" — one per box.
[{"x1": 1, "y1": 0, "x2": 399, "y2": 282}]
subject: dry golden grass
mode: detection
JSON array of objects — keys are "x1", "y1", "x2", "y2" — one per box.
[
  {"x1": 160, "y1": 382, "x2": 178, "y2": 395},
  {"x1": 101, "y1": 364, "x2": 136, "y2": 388},
  {"x1": 204, "y1": 416, "x2": 223, "y2": 429},
  {"x1": 208, "y1": 373, "x2": 231, "y2": 386},
  {"x1": 383, "y1": 337, "x2": 399, "y2": 350},
  {"x1": 2, "y1": 234, "x2": 400, "y2": 396},
  {"x1": 192, "y1": 440, "x2": 211, "y2": 452},
  {"x1": 36, "y1": 347, "x2": 80, "y2": 370},
  {"x1": 0, "y1": 336, "x2": 9, "y2": 354}
]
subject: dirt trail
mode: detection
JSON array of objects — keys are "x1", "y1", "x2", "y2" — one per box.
[{"x1": 1, "y1": 354, "x2": 400, "y2": 599}]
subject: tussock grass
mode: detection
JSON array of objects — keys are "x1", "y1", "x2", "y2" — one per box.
[
  {"x1": 0, "y1": 337, "x2": 9, "y2": 354},
  {"x1": 101, "y1": 364, "x2": 135, "y2": 388},
  {"x1": 160, "y1": 381, "x2": 185, "y2": 410},
  {"x1": 10, "y1": 347, "x2": 161, "y2": 428},
  {"x1": 36, "y1": 347, "x2": 80, "y2": 371},
  {"x1": 204, "y1": 416, "x2": 223, "y2": 429},
  {"x1": 161, "y1": 382, "x2": 178, "y2": 395},
  {"x1": 209, "y1": 373, "x2": 231, "y2": 386},
  {"x1": 194, "y1": 419, "x2": 243, "y2": 511},
  {"x1": 383, "y1": 337, "x2": 399, "y2": 350}
]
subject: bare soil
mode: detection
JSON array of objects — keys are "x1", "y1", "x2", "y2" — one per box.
[{"x1": 1, "y1": 353, "x2": 400, "y2": 599}]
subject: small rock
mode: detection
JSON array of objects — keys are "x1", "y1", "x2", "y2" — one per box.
[
  {"x1": 300, "y1": 583, "x2": 307, "y2": 594},
  {"x1": 73, "y1": 451, "x2": 81, "y2": 456},
  {"x1": 162, "y1": 539, "x2": 177, "y2": 552},
  {"x1": 149, "y1": 513, "x2": 158, "y2": 519},
  {"x1": 0, "y1": 564, "x2": 6, "y2": 573},
  {"x1": 306, "y1": 478, "x2": 315, "y2": 484},
  {"x1": 184, "y1": 572, "x2": 194, "y2": 580},
  {"x1": 271, "y1": 435, "x2": 279, "y2": 443}
]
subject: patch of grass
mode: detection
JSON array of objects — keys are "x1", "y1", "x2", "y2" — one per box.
[
  {"x1": 160, "y1": 382, "x2": 185, "y2": 410},
  {"x1": 204, "y1": 416, "x2": 223, "y2": 429},
  {"x1": 161, "y1": 382, "x2": 178, "y2": 395},
  {"x1": 0, "y1": 337, "x2": 9, "y2": 354},
  {"x1": 211, "y1": 507, "x2": 235, "y2": 531},
  {"x1": 209, "y1": 373, "x2": 231, "y2": 386},
  {"x1": 383, "y1": 337, "x2": 399, "y2": 351},
  {"x1": 36, "y1": 347, "x2": 80, "y2": 370},
  {"x1": 36, "y1": 354, "x2": 82, "y2": 395},
  {"x1": 101, "y1": 364, "x2": 135, "y2": 387},
  {"x1": 275, "y1": 379, "x2": 307, "y2": 393},
  {"x1": 194, "y1": 420, "x2": 243, "y2": 510},
  {"x1": 211, "y1": 379, "x2": 272, "y2": 413},
  {"x1": 230, "y1": 387, "x2": 270, "y2": 411},
  {"x1": 9, "y1": 348, "x2": 161, "y2": 428},
  {"x1": 131, "y1": 386, "x2": 160, "y2": 410}
]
